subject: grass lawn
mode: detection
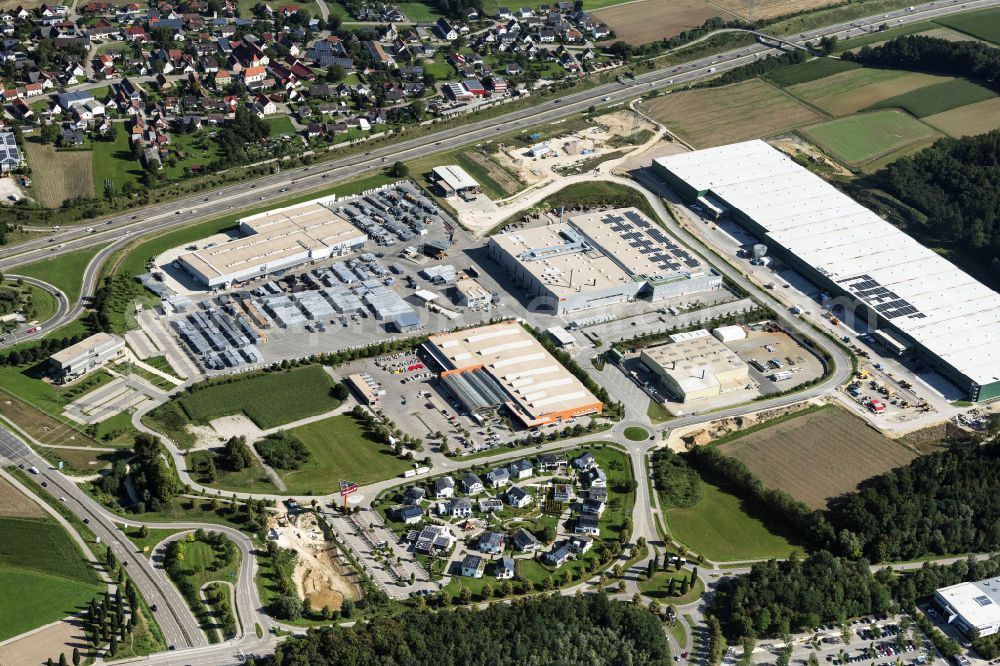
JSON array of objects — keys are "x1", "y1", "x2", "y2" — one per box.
[
  {"x1": 13, "y1": 244, "x2": 104, "y2": 301},
  {"x1": 0, "y1": 366, "x2": 118, "y2": 430},
  {"x1": 638, "y1": 570, "x2": 704, "y2": 604},
  {"x1": 92, "y1": 128, "x2": 143, "y2": 196},
  {"x1": 800, "y1": 109, "x2": 939, "y2": 167},
  {"x1": 647, "y1": 400, "x2": 673, "y2": 425},
  {"x1": 164, "y1": 536, "x2": 241, "y2": 642},
  {"x1": 765, "y1": 57, "x2": 860, "y2": 87},
  {"x1": 0, "y1": 516, "x2": 104, "y2": 641},
  {"x1": 396, "y1": 1, "x2": 443, "y2": 21},
  {"x1": 176, "y1": 365, "x2": 339, "y2": 428},
  {"x1": 25, "y1": 283, "x2": 58, "y2": 322},
  {"x1": 188, "y1": 449, "x2": 280, "y2": 494},
  {"x1": 93, "y1": 411, "x2": 138, "y2": 447},
  {"x1": 144, "y1": 355, "x2": 182, "y2": 378},
  {"x1": 623, "y1": 426, "x2": 649, "y2": 442},
  {"x1": 867, "y1": 78, "x2": 997, "y2": 117},
  {"x1": 664, "y1": 480, "x2": 800, "y2": 562},
  {"x1": 264, "y1": 116, "x2": 297, "y2": 138},
  {"x1": 935, "y1": 6, "x2": 1000, "y2": 43},
  {"x1": 421, "y1": 60, "x2": 454, "y2": 79},
  {"x1": 281, "y1": 414, "x2": 412, "y2": 493},
  {"x1": 123, "y1": 526, "x2": 183, "y2": 556},
  {"x1": 160, "y1": 131, "x2": 223, "y2": 181}
]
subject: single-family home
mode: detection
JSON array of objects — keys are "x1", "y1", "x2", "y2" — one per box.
[
  {"x1": 573, "y1": 452, "x2": 596, "y2": 470},
  {"x1": 536, "y1": 453, "x2": 562, "y2": 471},
  {"x1": 478, "y1": 497, "x2": 504, "y2": 513},
  {"x1": 461, "y1": 554, "x2": 485, "y2": 578},
  {"x1": 495, "y1": 555, "x2": 515, "y2": 580},
  {"x1": 447, "y1": 496, "x2": 473, "y2": 518},
  {"x1": 507, "y1": 459, "x2": 533, "y2": 480},
  {"x1": 581, "y1": 466, "x2": 607, "y2": 488},
  {"x1": 403, "y1": 486, "x2": 426, "y2": 505},
  {"x1": 553, "y1": 483, "x2": 573, "y2": 503},
  {"x1": 568, "y1": 534, "x2": 592, "y2": 555},
  {"x1": 512, "y1": 527, "x2": 541, "y2": 552},
  {"x1": 478, "y1": 530, "x2": 504, "y2": 554},
  {"x1": 460, "y1": 472, "x2": 484, "y2": 495},
  {"x1": 413, "y1": 524, "x2": 454, "y2": 554},
  {"x1": 582, "y1": 497, "x2": 606, "y2": 517},
  {"x1": 543, "y1": 542, "x2": 573, "y2": 567},
  {"x1": 392, "y1": 505, "x2": 424, "y2": 525},
  {"x1": 434, "y1": 476, "x2": 455, "y2": 499},
  {"x1": 575, "y1": 514, "x2": 599, "y2": 536},
  {"x1": 486, "y1": 467, "x2": 510, "y2": 488},
  {"x1": 506, "y1": 486, "x2": 532, "y2": 509}
]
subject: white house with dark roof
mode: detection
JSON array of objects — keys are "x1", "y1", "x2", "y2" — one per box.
[
  {"x1": 460, "y1": 472, "x2": 484, "y2": 495},
  {"x1": 495, "y1": 556, "x2": 515, "y2": 580},
  {"x1": 461, "y1": 554, "x2": 485, "y2": 578},
  {"x1": 506, "y1": 486, "x2": 532, "y2": 509},
  {"x1": 433, "y1": 476, "x2": 455, "y2": 499}
]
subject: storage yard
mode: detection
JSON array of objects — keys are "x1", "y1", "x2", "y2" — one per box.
[{"x1": 655, "y1": 140, "x2": 1000, "y2": 402}]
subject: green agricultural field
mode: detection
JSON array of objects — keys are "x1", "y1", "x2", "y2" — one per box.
[
  {"x1": 765, "y1": 57, "x2": 860, "y2": 87},
  {"x1": 14, "y1": 244, "x2": 103, "y2": 301},
  {"x1": 800, "y1": 110, "x2": 939, "y2": 167},
  {"x1": 867, "y1": 78, "x2": 997, "y2": 117},
  {"x1": 664, "y1": 480, "x2": 800, "y2": 562},
  {"x1": 281, "y1": 414, "x2": 411, "y2": 492},
  {"x1": 0, "y1": 571, "x2": 101, "y2": 642},
  {"x1": 936, "y1": 6, "x2": 1000, "y2": 43},
  {"x1": 0, "y1": 516, "x2": 104, "y2": 641},
  {"x1": 176, "y1": 365, "x2": 339, "y2": 428}
]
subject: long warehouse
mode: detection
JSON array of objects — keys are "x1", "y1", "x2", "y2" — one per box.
[
  {"x1": 654, "y1": 140, "x2": 1000, "y2": 401},
  {"x1": 178, "y1": 196, "x2": 367, "y2": 288},
  {"x1": 423, "y1": 321, "x2": 602, "y2": 427}
]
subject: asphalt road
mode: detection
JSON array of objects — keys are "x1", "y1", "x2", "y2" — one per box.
[
  {"x1": 0, "y1": 425, "x2": 207, "y2": 650},
  {"x1": 2, "y1": 0, "x2": 996, "y2": 353}
]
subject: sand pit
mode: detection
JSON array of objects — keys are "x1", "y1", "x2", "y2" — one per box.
[
  {"x1": 0, "y1": 615, "x2": 88, "y2": 666},
  {"x1": 0, "y1": 476, "x2": 45, "y2": 518},
  {"x1": 209, "y1": 414, "x2": 264, "y2": 442},
  {"x1": 282, "y1": 513, "x2": 362, "y2": 612}
]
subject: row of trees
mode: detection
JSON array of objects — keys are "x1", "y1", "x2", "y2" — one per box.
[
  {"x1": 845, "y1": 35, "x2": 1000, "y2": 90},
  {"x1": 263, "y1": 593, "x2": 670, "y2": 665},
  {"x1": 0, "y1": 332, "x2": 92, "y2": 368},
  {"x1": 699, "y1": 50, "x2": 807, "y2": 88}
]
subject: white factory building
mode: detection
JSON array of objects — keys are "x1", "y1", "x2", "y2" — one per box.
[
  {"x1": 487, "y1": 208, "x2": 722, "y2": 315},
  {"x1": 640, "y1": 329, "x2": 749, "y2": 403},
  {"x1": 49, "y1": 333, "x2": 125, "y2": 382},
  {"x1": 935, "y1": 579, "x2": 1000, "y2": 638},
  {"x1": 654, "y1": 140, "x2": 1000, "y2": 402},
  {"x1": 431, "y1": 165, "x2": 479, "y2": 196},
  {"x1": 177, "y1": 195, "x2": 367, "y2": 288}
]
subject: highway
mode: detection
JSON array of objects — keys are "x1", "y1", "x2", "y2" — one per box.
[{"x1": 1, "y1": 0, "x2": 996, "y2": 351}]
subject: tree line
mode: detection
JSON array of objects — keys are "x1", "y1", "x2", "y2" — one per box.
[
  {"x1": 844, "y1": 35, "x2": 1000, "y2": 91},
  {"x1": 261, "y1": 593, "x2": 670, "y2": 666},
  {"x1": 697, "y1": 50, "x2": 807, "y2": 88}
]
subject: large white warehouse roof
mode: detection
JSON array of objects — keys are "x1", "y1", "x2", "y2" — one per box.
[{"x1": 655, "y1": 140, "x2": 1000, "y2": 388}]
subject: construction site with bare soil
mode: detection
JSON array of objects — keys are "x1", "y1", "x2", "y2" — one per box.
[{"x1": 270, "y1": 511, "x2": 362, "y2": 612}]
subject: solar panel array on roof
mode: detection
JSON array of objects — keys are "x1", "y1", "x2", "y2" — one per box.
[{"x1": 655, "y1": 140, "x2": 1000, "y2": 389}]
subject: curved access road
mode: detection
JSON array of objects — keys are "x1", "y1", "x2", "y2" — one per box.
[{"x1": 0, "y1": 274, "x2": 70, "y2": 348}]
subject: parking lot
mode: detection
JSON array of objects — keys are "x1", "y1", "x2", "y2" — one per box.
[{"x1": 732, "y1": 616, "x2": 933, "y2": 666}]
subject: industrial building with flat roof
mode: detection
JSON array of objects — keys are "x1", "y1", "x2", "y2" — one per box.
[
  {"x1": 49, "y1": 333, "x2": 125, "y2": 382},
  {"x1": 423, "y1": 321, "x2": 602, "y2": 427},
  {"x1": 935, "y1": 579, "x2": 1000, "y2": 637},
  {"x1": 654, "y1": 140, "x2": 1000, "y2": 402},
  {"x1": 178, "y1": 195, "x2": 367, "y2": 288},
  {"x1": 488, "y1": 208, "x2": 721, "y2": 315},
  {"x1": 640, "y1": 329, "x2": 749, "y2": 402},
  {"x1": 431, "y1": 165, "x2": 479, "y2": 195}
]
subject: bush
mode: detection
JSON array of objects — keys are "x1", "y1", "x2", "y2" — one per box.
[{"x1": 255, "y1": 433, "x2": 311, "y2": 470}]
